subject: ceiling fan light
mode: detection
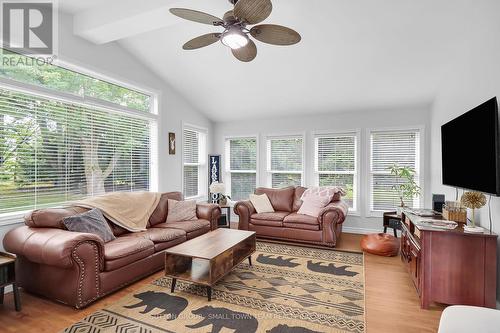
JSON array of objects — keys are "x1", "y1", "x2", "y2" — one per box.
[{"x1": 221, "y1": 27, "x2": 248, "y2": 49}]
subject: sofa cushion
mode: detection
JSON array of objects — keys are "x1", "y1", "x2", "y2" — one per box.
[
  {"x1": 155, "y1": 219, "x2": 211, "y2": 233},
  {"x1": 283, "y1": 222, "x2": 320, "y2": 231},
  {"x1": 283, "y1": 213, "x2": 319, "y2": 225},
  {"x1": 166, "y1": 199, "x2": 197, "y2": 222},
  {"x1": 123, "y1": 228, "x2": 186, "y2": 244},
  {"x1": 62, "y1": 208, "x2": 116, "y2": 242},
  {"x1": 250, "y1": 219, "x2": 283, "y2": 227},
  {"x1": 251, "y1": 211, "x2": 289, "y2": 221},
  {"x1": 149, "y1": 192, "x2": 184, "y2": 227},
  {"x1": 104, "y1": 237, "x2": 154, "y2": 271},
  {"x1": 25, "y1": 206, "x2": 89, "y2": 229},
  {"x1": 255, "y1": 187, "x2": 295, "y2": 212},
  {"x1": 293, "y1": 186, "x2": 307, "y2": 211}
]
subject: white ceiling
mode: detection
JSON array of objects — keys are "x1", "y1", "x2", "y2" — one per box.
[{"x1": 60, "y1": 0, "x2": 477, "y2": 122}]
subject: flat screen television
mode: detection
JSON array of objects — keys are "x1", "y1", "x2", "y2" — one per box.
[{"x1": 441, "y1": 97, "x2": 500, "y2": 196}]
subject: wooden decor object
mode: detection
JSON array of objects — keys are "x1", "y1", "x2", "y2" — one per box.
[
  {"x1": 442, "y1": 207, "x2": 467, "y2": 223},
  {"x1": 400, "y1": 211, "x2": 497, "y2": 309}
]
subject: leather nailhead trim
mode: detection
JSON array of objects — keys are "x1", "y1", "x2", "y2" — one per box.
[{"x1": 72, "y1": 241, "x2": 100, "y2": 309}]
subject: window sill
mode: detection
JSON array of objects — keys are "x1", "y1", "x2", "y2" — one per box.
[{"x1": 0, "y1": 211, "x2": 27, "y2": 227}]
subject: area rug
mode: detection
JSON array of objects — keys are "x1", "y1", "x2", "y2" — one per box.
[{"x1": 63, "y1": 242, "x2": 365, "y2": 333}]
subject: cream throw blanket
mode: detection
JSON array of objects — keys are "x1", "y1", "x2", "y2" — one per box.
[{"x1": 72, "y1": 192, "x2": 161, "y2": 232}]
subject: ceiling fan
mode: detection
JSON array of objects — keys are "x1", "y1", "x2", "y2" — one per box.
[{"x1": 170, "y1": 0, "x2": 301, "y2": 62}]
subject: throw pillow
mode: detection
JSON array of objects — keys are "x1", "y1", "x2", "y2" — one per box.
[
  {"x1": 63, "y1": 208, "x2": 116, "y2": 242},
  {"x1": 249, "y1": 194, "x2": 275, "y2": 213},
  {"x1": 301, "y1": 186, "x2": 346, "y2": 203},
  {"x1": 166, "y1": 199, "x2": 197, "y2": 222},
  {"x1": 297, "y1": 195, "x2": 331, "y2": 217}
]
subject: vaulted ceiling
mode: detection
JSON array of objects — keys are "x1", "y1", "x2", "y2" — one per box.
[{"x1": 60, "y1": 0, "x2": 481, "y2": 121}]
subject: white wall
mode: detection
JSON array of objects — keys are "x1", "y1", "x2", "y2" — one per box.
[
  {"x1": 0, "y1": 12, "x2": 214, "y2": 249},
  {"x1": 429, "y1": 0, "x2": 500, "y2": 302},
  {"x1": 214, "y1": 105, "x2": 432, "y2": 233}
]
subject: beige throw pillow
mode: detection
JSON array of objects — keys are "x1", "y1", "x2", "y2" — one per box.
[
  {"x1": 166, "y1": 199, "x2": 197, "y2": 222},
  {"x1": 249, "y1": 194, "x2": 275, "y2": 213}
]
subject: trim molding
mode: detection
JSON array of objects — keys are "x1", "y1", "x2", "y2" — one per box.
[{"x1": 342, "y1": 226, "x2": 383, "y2": 235}]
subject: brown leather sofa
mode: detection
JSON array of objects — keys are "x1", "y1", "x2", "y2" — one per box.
[
  {"x1": 234, "y1": 187, "x2": 348, "y2": 247},
  {"x1": 2, "y1": 192, "x2": 220, "y2": 308}
]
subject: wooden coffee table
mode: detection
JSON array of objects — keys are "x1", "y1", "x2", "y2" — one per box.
[{"x1": 165, "y1": 228, "x2": 256, "y2": 301}]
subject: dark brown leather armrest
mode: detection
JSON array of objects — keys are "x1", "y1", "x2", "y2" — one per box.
[
  {"x1": 234, "y1": 201, "x2": 255, "y2": 230},
  {"x1": 3, "y1": 226, "x2": 104, "y2": 269},
  {"x1": 196, "y1": 203, "x2": 221, "y2": 231}
]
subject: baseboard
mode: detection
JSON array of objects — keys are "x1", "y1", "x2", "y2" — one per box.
[{"x1": 342, "y1": 226, "x2": 385, "y2": 235}]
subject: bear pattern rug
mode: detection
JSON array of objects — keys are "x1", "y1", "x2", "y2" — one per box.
[{"x1": 62, "y1": 242, "x2": 365, "y2": 333}]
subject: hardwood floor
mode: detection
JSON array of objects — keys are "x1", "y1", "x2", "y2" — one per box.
[{"x1": 0, "y1": 233, "x2": 444, "y2": 332}]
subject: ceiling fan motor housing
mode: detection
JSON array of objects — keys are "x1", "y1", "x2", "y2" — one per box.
[{"x1": 228, "y1": 0, "x2": 239, "y2": 5}]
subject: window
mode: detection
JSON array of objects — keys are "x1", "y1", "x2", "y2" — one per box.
[
  {"x1": 1, "y1": 50, "x2": 151, "y2": 112},
  {"x1": 0, "y1": 81, "x2": 156, "y2": 215},
  {"x1": 266, "y1": 135, "x2": 303, "y2": 188},
  {"x1": 183, "y1": 126, "x2": 207, "y2": 198},
  {"x1": 225, "y1": 137, "x2": 257, "y2": 201},
  {"x1": 314, "y1": 132, "x2": 358, "y2": 210},
  {"x1": 369, "y1": 129, "x2": 421, "y2": 212}
]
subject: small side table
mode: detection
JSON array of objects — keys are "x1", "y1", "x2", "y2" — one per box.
[
  {"x1": 383, "y1": 211, "x2": 402, "y2": 238},
  {"x1": 0, "y1": 252, "x2": 21, "y2": 311},
  {"x1": 218, "y1": 205, "x2": 231, "y2": 228}
]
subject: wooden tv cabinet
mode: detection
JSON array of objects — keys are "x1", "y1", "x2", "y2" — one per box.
[{"x1": 400, "y1": 211, "x2": 497, "y2": 309}]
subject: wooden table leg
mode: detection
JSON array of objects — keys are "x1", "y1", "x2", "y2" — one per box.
[
  {"x1": 0, "y1": 287, "x2": 4, "y2": 304},
  {"x1": 207, "y1": 286, "x2": 212, "y2": 301},
  {"x1": 171, "y1": 278, "x2": 177, "y2": 293},
  {"x1": 248, "y1": 256, "x2": 252, "y2": 266},
  {"x1": 227, "y1": 207, "x2": 231, "y2": 228},
  {"x1": 12, "y1": 283, "x2": 21, "y2": 311}
]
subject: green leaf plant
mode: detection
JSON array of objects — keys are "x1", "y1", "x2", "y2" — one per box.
[{"x1": 388, "y1": 164, "x2": 421, "y2": 207}]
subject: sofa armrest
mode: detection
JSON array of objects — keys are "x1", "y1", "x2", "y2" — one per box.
[
  {"x1": 318, "y1": 200, "x2": 349, "y2": 226},
  {"x1": 196, "y1": 203, "x2": 221, "y2": 231},
  {"x1": 234, "y1": 201, "x2": 256, "y2": 230},
  {"x1": 3, "y1": 226, "x2": 105, "y2": 270}
]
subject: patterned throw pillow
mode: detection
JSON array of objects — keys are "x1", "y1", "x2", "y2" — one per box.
[
  {"x1": 249, "y1": 194, "x2": 275, "y2": 213},
  {"x1": 301, "y1": 186, "x2": 346, "y2": 202},
  {"x1": 166, "y1": 199, "x2": 197, "y2": 222},
  {"x1": 63, "y1": 208, "x2": 116, "y2": 242},
  {"x1": 297, "y1": 195, "x2": 331, "y2": 217}
]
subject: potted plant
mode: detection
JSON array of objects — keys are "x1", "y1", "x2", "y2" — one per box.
[{"x1": 388, "y1": 164, "x2": 421, "y2": 215}]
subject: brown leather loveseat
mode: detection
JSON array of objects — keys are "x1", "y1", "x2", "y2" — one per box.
[
  {"x1": 234, "y1": 187, "x2": 348, "y2": 247},
  {"x1": 2, "y1": 192, "x2": 220, "y2": 308}
]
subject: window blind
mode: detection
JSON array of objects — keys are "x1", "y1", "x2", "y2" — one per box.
[
  {"x1": 370, "y1": 130, "x2": 421, "y2": 211},
  {"x1": 183, "y1": 127, "x2": 206, "y2": 198},
  {"x1": 0, "y1": 88, "x2": 154, "y2": 214},
  {"x1": 225, "y1": 137, "x2": 257, "y2": 201},
  {"x1": 315, "y1": 133, "x2": 357, "y2": 209},
  {"x1": 267, "y1": 136, "x2": 303, "y2": 188}
]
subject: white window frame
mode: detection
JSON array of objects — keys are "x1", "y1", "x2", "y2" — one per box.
[
  {"x1": 182, "y1": 123, "x2": 208, "y2": 200},
  {"x1": 224, "y1": 135, "x2": 259, "y2": 200},
  {"x1": 366, "y1": 126, "x2": 425, "y2": 217},
  {"x1": 265, "y1": 133, "x2": 305, "y2": 188},
  {"x1": 313, "y1": 130, "x2": 360, "y2": 214},
  {"x1": 0, "y1": 68, "x2": 158, "y2": 224}
]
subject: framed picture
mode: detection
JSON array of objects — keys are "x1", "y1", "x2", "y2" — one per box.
[
  {"x1": 208, "y1": 154, "x2": 221, "y2": 203},
  {"x1": 168, "y1": 132, "x2": 176, "y2": 155}
]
